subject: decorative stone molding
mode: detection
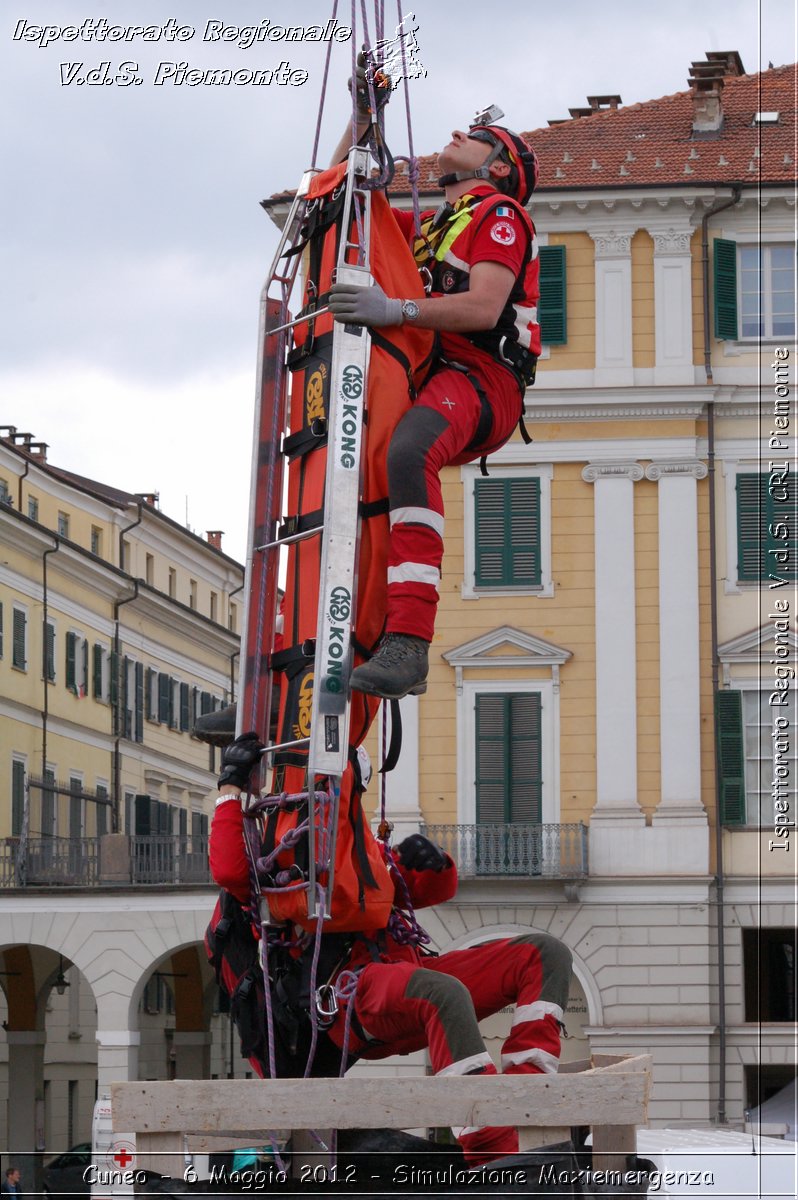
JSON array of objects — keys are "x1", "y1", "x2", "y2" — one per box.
[
  {"x1": 532, "y1": 406, "x2": 706, "y2": 422},
  {"x1": 645, "y1": 460, "x2": 708, "y2": 481},
  {"x1": 588, "y1": 230, "x2": 632, "y2": 258},
  {"x1": 651, "y1": 228, "x2": 692, "y2": 255},
  {"x1": 582, "y1": 462, "x2": 645, "y2": 483}
]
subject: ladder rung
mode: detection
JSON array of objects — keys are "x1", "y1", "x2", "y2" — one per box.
[
  {"x1": 259, "y1": 736, "x2": 311, "y2": 758},
  {"x1": 256, "y1": 524, "x2": 322, "y2": 553},
  {"x1": 269, "y1": 307, "x2": 330, "y2": 338}
]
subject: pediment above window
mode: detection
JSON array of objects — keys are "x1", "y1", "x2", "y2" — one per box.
[{"x1": 442, "y1": 625, "x2": 572, "y2": 690}]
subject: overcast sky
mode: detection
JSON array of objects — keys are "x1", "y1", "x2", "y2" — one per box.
[{"x1": 2, "y1": 0, "x2": 795, "y2": 562}]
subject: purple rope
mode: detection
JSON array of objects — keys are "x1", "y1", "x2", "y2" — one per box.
[
  {"x1": 395, "y1": 0, "x2": 423, "y2": 239},
  {"x1": 303, "y1": 884, "x2": 328, "y2": 1078},
  {"x1": 310, "y1": 0, "x2": 339, "y2": 169},
  {"x1": 386, "y1": 860, "x2": 432, "y2": 947}
]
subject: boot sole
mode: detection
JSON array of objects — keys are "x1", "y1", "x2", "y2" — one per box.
[{"x1": 350, "y1": 679, "x2": 428, "y2": 700}]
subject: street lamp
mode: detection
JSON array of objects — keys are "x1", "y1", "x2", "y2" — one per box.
[{"x1": 54, "y1": 956, "x2": 70, "y2": 996}]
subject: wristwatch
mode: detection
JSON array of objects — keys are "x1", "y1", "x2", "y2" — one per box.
[{"x1": 401, "y1": 299, "x2": 421, "y2": 323}]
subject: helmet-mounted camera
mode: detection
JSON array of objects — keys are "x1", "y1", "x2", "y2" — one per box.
[{"x1": 471, "y1": 103, "x2": 505, "y2": 128}]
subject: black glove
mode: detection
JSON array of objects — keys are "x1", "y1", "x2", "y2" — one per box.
[
  {"x1": 218, "y1": 731, "x2": 263, "y2": 791},
  {"x1": 396, "y1": 834, "x2": 447, "y2": 873},
  {"x1": 348, "y1": 48, "x2": 391, "y2": 119}
]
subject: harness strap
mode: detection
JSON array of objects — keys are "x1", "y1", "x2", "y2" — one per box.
[
  {"x1": 282, "y1": 421, "x2": 327, "y2": 461},
  {"x1": 270, "y1": 640, "x2": 316, "y2": 676},
  {"x1": 439, "y1": 359, "x2": 494, "y2": 452},
  {"x1": 278, "y1": 509, "x2": 324, "y2": 541},
  {"x1": 379, "y1": 698, "x2": 403, "y2": 774}
]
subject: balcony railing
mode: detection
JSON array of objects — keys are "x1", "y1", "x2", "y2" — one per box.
[
  {"x1": 422, "y1": 823, "x2": 588, "y2": 879},
  {"x1": 0, "y1": 835, "x2": 212, "y2": 888}
]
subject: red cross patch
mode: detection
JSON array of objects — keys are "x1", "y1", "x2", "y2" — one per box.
[{"x1": 490, "y1": 221, "x2": 516, "y2": 246}]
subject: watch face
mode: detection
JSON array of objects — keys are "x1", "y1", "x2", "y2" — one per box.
[{"x1": 403, "y1": 300, "x2": 420, "y2": 321}]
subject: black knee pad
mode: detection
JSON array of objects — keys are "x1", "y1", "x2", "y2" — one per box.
[
  {"x1": 387, "y1": 407, "x2": 450, "y2": 508},
  {"x1": 511, "y1": 933, "x2": 573, "y2": 1009}
]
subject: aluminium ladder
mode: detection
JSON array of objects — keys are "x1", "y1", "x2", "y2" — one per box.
[{"x1": 236, "y1": 146, "x2": 375, "y2": 919}]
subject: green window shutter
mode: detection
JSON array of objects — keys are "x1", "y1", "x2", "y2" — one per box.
[
  {"x1": 475, "y1": 693, "x2": 542, "y2": 823},
  {"x1": 158, "y1": 672, "x2": 170, "y2": 723},
  {"x1": 168, "y1": 680, "x2": 177, "y2": 730},
  {"x1": 538, "y1": 244, "x2": 567, "y2": 345},
  {"x1": 93, "y1": 644, "x2": 103, "y2": 699},
  {"x1": 713, "y1": 237, "x2": 738, "y2": 340},
  {"x1": 200, "y1": 690, "x2": 212, "y2": 715},
  {"x1": 715, "y1": 690, "x2": 746, "y2": 825},
  {"x1": 12, "y1": 608, "x2": 27, "y2": 670},
  {"x1": 96, "y1": 783, "x2": 108, "y2": 835},
  {"x1": 65, "y1": 631, "x2": 77, "y2": 692},
  {"x1": 134, "y1": 793, "x2": 151, "y2": 835},
  {"x1": 737, "y1": 473, "x2": 798, "y2": 582},
  {"x1": 11, "y1": 760, "x2": 26, "y2": 837},
  {"x1": 134, "y1": 662, "x2": 144, "y2": 743},
  {"x1": 44, "y1": 622, "x2": 56, "y2": 681},
  {"x1": 179, "y1": 682, "x2": 190, "y2": 732},
  {"x1": 123, "y1": 657, "x2": 133, "y2": 738},
  {"x1": 109, "y1": 650, "x2": 119, "y2": 709},
  {"x1": 475, "y1": 477, "x2": 541, "y2": 588},
  {"x1": 82, "y1": 639, "x2": 89, "y2": 696}
]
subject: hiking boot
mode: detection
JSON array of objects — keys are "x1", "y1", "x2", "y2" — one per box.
[
  {"x1": 349, "y1": 634, "x2": 429, "y2": 700},
  {"x1": 192, "y1": 702, "x2": 237, "y2": 747}
]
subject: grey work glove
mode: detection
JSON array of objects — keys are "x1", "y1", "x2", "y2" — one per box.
[
  {"x1": 348, "y1": 48, "x2": 392, "y2": 119},
  {"x1": 329, "y1": 281, "x2": 402, "y2": 327}
]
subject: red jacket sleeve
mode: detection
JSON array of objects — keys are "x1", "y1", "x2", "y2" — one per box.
[
  {"x1": 208, "y1": 800, "x2": 251, "y2": 905},
  {"x1": 390, "y1": 851, "x2": 458, "y2": 909}
]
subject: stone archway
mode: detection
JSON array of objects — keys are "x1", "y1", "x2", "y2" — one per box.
[{"x1": 0, "y1": 943, "x2": 99, "y2": 1194}]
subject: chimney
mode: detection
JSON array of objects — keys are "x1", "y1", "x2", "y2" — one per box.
[
  {"x1": 689, "y1": 52, "x2": 744, "y2": 134},
  {"x1": 206, "y1": 530, "x2": 224, "y2": 551},
  {"x1": 28, "y1": 442, "x2": 48, "y2": 463},
  {"x1": 0, "y1": 426, "x2": 18, "y2": 441}
]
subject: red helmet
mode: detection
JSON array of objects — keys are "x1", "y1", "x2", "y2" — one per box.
[{"x1": 467, "y1": 125, "x2": 539, "y2": 205}]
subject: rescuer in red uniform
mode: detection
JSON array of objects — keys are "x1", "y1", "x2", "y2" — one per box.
[
  {"x1": 210, "y1": 734, "x2": 573, "y2": 1166},
  {"x1": 328, "y1": 86, "x2": 541, "y2": 701}
]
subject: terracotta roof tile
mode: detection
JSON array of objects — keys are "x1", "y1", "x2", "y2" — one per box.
[{"x1": 392, "y1": 61, "x2": 796, "y2": 196}]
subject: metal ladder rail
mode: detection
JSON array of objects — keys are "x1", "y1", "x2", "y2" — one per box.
[
  {"x1": 306, "y1": 147, "x2": 374, "y2": 918},
  {"x1": 237, "y1": 170, "x2": 320, "y2": 764}
]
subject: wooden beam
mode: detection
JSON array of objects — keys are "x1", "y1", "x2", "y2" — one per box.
[{"x1": 113, "y1": 1067, "x2": 649, "y2": 1137}]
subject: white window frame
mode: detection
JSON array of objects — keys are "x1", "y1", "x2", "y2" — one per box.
[
  {"x1": 95, "y1": 642, "x2": 111, "y2": 704},
  {"x1": 44, "y1": 617, "x2": 57, "y2": 683},
  {"x1": 41, "y1": 763, "x2": 58, "y2": 838},
  {"x1": 730, "y1": 682, "x2": 796, "y2": 829},
  {"x1": 12, "y1": 603, "x2": 28, "y2": 671},
  {"x1": 67, "y1": 629, "x2": 89, "y2": 696},
  {"x1": 722, "y1": 458, "x2": 767, "y2": 594},
  {"x1": 11, "y1": 753, "x2": 27, "y2": 837},
  {"x1": 461, "y1": 463, "x2": 554, "y2": 600},
  {"x1": 722, "y1": 232, "x2": 796, "y2": 354},
  {"x1": 68, "y1": 772, "x2": 85, "y2": 838},
  {"x1": 456, "y1": 677, "x2": 560, "y2": 827},
  {"x1": 738, "y1": 241, "x2": 795, "y2": 342}
]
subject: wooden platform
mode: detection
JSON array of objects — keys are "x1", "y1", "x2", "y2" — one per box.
[{"x1": 113, "y1": 1054, "x2": 651, "y2": 1178}]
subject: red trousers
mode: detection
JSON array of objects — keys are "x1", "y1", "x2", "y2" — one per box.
[
  {"x1": 386, "y1": 364, "x2": 521, "y2": 642},
  {"x1": 329, "y1": 933, "x2": 572, "y2": 1164}
]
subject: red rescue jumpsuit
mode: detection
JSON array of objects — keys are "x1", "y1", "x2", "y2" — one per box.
[
  {"x1": 210, "y1": 800, "x2": 571, "y2": 1165},
  {"x1": 385, "y1": 189, "x2": 541, "y2": 642}
]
